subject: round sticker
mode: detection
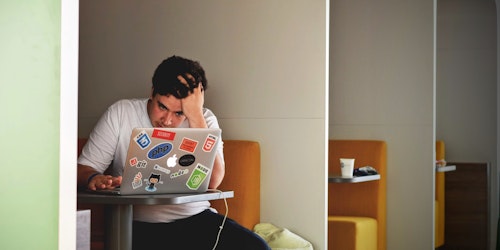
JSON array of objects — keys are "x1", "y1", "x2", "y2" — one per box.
[
  {"x1": 147, "y1": 142, "x2": 173, "y2": 160},
  {"x1": 179, "y1": 154, "x2": 195, "y2": 166}
]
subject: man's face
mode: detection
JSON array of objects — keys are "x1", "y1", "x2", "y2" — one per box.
[{"x1": 147, "y1": 93, "x2": 186, "y2": 128}]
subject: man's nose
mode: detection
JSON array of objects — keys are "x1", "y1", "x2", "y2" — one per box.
[{"x1": 162, "y1": 112, "x2": 173, "y2": 126}]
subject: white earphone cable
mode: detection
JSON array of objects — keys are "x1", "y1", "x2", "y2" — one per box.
[{"x1": 208, "y1": 189, "x2": 228, "y2": 250}]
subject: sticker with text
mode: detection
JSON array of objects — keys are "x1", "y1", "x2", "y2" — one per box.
[
  {"x1": 134, "y1": 130, "x2": 151, "y2": 149},
  {"x1": 171, "y1": 169, "x2": 189, "y2": 179},
  {"x1": 153, "y1": 164, "x2": 171, "y2": 174},
  {"x1": 152, "y1": 129, "x2": 176, "y2": 140},
  {"x1": 186, "y1": 164, "x2": 210, "y2": 190},
  {"x1": 136, "y1": 160, "x2": 147, "y2": 168},
  {"x1": 202, "y1": 134, "x2": 218, "y2": 152},
  {"x1": 147, "y1": 142, "x2": 173, "y2": 160},
  {"x1": 179, "y1": 154, "x2": 195, "y2": 166},
  {"x1": 179, "y1": 137, "x2": 198, "y2": 153}
]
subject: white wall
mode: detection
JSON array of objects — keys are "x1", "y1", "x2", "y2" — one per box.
[
  {"x1": 330, "y1": 1, "x2": 436, "y2": 249},
  {"x1": 79, "y1": 0, "x2": 328, "y2": 249},
  {"x1": 59, "y1": 0, "x2": 79, "y2": 249},
  {"x1": 437, "y1": 0, "x2": 497, "y2": 248}
]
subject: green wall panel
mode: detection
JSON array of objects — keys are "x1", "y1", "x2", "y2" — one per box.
[{"x1": 0, "y1": 1, "x2": 61, "y2": 249}]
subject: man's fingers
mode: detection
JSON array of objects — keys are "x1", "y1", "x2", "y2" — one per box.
[{"x1": 177, "y1": 74, "x2": 197, "y2": 89}]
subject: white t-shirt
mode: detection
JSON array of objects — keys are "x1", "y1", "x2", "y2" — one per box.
[{"x1": 78, "y1": 98, "x2": 224, "y2": 222}]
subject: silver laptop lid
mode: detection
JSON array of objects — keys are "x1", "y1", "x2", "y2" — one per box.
[{"x1": 120, "y1": 127, "x2": 221, "y2": 195}]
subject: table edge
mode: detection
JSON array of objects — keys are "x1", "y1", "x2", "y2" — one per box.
[{"x1": 77, "y1": 190, "x2": 234, "y2": 205}]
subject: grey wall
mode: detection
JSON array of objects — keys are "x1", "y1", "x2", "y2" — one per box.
[
  {"x1": 330, "y1": 1, "x2": 436, "y2": 249},
  {"x1": 79, "y1": 0, "x2": 328, "y2": 249},
  {"x1": 437, "y1": 0, "x2": 497, "y2": 248}
]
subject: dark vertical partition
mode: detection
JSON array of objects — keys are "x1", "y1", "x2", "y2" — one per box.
[{"x1": 444, "y1": 162, "x2": 489, "y2": 249}]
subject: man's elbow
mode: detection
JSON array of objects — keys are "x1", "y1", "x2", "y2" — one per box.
[{"x1": 208, "y1": 170, "x2": 225, "y2": 189}]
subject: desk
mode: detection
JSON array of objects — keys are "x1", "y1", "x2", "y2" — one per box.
[
  {"x1": 328, "y1": 174, "x2": 380, "y2": 183},
  {"x1": 77, "y1": 191, "x2": 233, "y2": 250}
]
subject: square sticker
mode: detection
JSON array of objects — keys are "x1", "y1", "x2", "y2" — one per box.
[{"x1": 179, "y1": 137, "x2": 198, "y2": 153}]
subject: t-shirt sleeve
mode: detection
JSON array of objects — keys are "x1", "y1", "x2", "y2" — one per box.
[{"x1": 77, "y1": 102, "x2": 122, "y2": 172}]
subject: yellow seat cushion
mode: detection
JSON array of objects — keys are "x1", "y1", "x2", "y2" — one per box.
[{"x1": 328, "y1": 216, "x2": 377, "y2": 250}]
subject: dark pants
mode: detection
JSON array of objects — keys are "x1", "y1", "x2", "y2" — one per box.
[{"x1": 132, "y1": 209, "x2": 270, "y2": 250}]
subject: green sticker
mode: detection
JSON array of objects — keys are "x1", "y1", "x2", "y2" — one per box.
[{"x1": 186, "y1": 164, "x2": 210, "y2": 190}]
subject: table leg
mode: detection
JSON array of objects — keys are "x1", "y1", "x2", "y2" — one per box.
[
  {"x1": 120, "y1": 205, "x2": 133, "y2": 249},
  {"x1": 105, "y1": 204, "x2": 133, "y2": 250}
]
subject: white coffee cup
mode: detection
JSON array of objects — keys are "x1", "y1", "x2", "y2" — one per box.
[{"x1": 340, "y1": 158, "x2": 355, "y2": 178}]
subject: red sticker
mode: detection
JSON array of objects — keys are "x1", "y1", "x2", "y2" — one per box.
[
  {"x1": 152, "y1": 129, "x2": 176, "y2": 140},
  {"x1": 129, "y1": 157, "x2": 138, "y2": 167},
  {"x1": 180, "y1": 138, "x2": 198, "y2": 153},
  {"x1": 203, "y1": 134, "x2": 218, "y2": 152}
]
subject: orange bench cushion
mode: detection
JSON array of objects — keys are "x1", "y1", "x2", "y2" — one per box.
[{"x1": 328, "y1": 140, "x2": 387, "y2": 250}]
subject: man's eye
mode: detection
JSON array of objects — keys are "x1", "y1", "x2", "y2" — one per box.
[
  {"x1": 175, "y1": 112, "x2": 184, "y2": 117},
  {"x1": 157, "y1": 102, "x2": 167, "y2": 110}
]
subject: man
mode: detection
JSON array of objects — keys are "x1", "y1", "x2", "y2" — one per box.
[{"x1": 77, "y1": 55, "x2": 269, "y2": 249}]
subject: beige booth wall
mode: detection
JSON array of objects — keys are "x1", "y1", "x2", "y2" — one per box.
[
  {"x1": 330, "y1": 1, "x2": 435, "y2": 249},
  {"x1": 79, "y1": 0, "x2": 328, "y2": 249}
]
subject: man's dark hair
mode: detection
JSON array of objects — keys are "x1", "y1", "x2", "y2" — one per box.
[{"x1": 152, "y1": 55, "x2": 208, "y2": 98}]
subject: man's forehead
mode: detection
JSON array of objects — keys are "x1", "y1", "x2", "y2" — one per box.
[{"x1": 154, "y1": 94, "x2": 182, "y2": 111}]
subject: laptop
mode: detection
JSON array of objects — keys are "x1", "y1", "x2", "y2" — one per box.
[{"x1": 91, "y1": 127, "x2": 221, "y2": 195}]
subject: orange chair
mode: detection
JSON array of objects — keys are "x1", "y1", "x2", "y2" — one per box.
[
  {"x1": 435, "y1": 140, "x2": 445, "y2": 248},
  {"x1": 328, "y1": 140, "x2": 387, "y2": 250},
  {"x1": 210, "y1": 140, "x2": 261, "y2": 230}
]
